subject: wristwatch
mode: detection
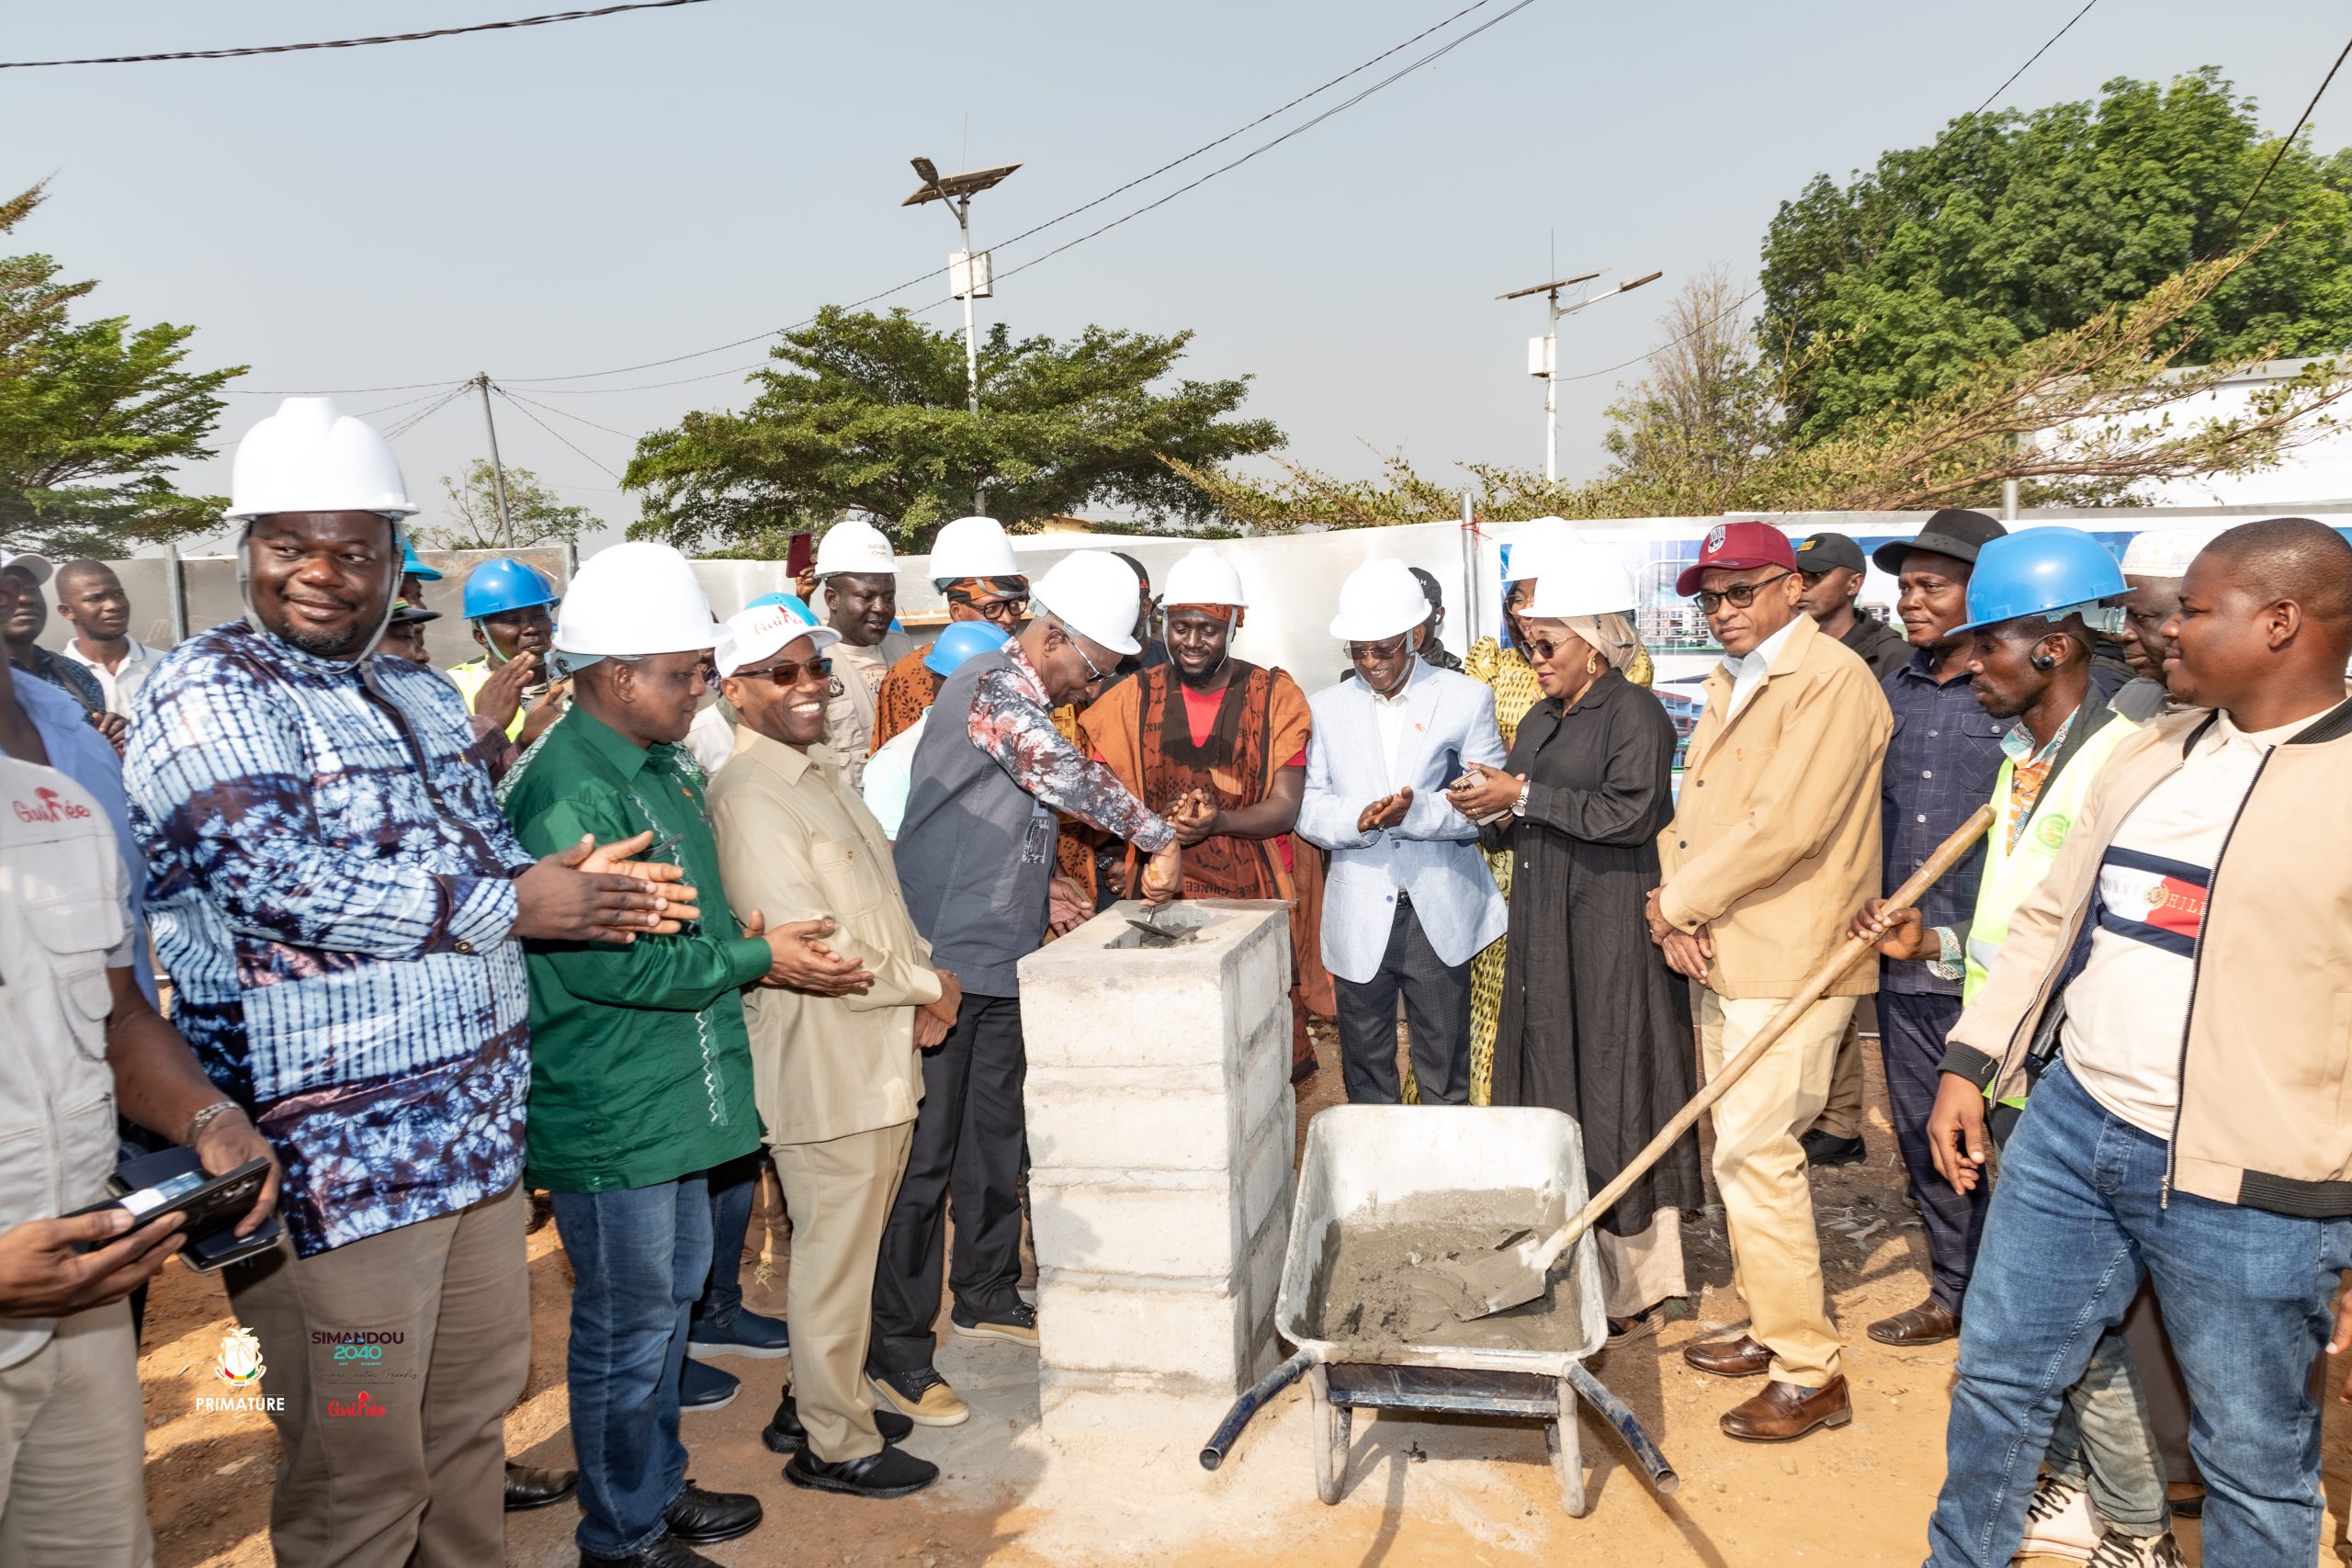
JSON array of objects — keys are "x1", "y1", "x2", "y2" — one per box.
[{"x1": 1513, "y1": 779, "x2": 1532, "y2": 816}]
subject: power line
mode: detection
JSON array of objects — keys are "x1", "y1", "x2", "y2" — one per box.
[
  {"x1": 492, "y1": 385, "x2": 623, "y2": 479},
  {"x1": 2212, "y1": 29, "x2": 2352, "y2": 258},
  {"x1": 381, "y1": 382, "x2": 474, "y2": 441},
  {"x1": 0, "y1": 0, "x2": 711, "y2": 69},
  {"x1": 227, "y1": 378, "x2": 460, "y2": 397},
  {"x1": 356, "y1": 382, "x2": 470, "y2": 420},
  {"x1": 498, "y1": 0, "x2": 1510, "y2": 387},
  {"x1": 496, "y1": 389, "x2": 636, "y2": 438},
  {"x1": 1968, "y1": 0, "x2": 2098, "y2": 118}
]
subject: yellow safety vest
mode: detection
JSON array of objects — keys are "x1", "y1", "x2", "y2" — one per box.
[
  {"x1": 446, "y1": 659, "x2": 526, "y2": 740},
  {"x1": 1962, "y1": 709, "x2": 2139, "y2": 1006}
]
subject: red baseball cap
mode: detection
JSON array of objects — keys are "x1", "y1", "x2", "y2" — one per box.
[{"x1": 1675, "y1": 520, "x2": 1797, "y2": 596}]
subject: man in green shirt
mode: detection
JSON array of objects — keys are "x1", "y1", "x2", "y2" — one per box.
[{"x1": 503, "y1": 542, "x2": 850, "y2": 1568}]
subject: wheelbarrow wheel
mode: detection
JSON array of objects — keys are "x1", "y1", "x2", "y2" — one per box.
[
  {"x1": 1550, "y1": 1376, "x2": 1589, "y2": 1517},
  {"x1": 1309, "y1": 1364, "x2": 1350, "y2": 1506}
]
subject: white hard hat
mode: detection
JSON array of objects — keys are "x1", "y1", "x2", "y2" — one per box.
[
  {"x1": 0, "y1": 550, "x2": 53, "y2": 586},
  {"x1": 2120, "y1": 525, "x2": 2230, "y2": 580},
  {"x1": 717, "y1": 598, "x2": 842, "y2": 679},
  {"x1": 927, "y1": 515, "x2": 1022, "y2": 583},
  {"x1": 553, "y1": 541, "x2": 731, "y2": 661},
  {"x1": 1160, "y1": 547, "x2": 1246, "y2": 609},
  {"x1": 1033, "y1": 551, "x2": 1143, "y2": 657},
  {"x1": 813, "y1": 517, "x2": 896, "y2": 578},
  {"x1": 1329, "y1": 559, "x2": 1431, "y2": 642},
  {"x1": 1501, "y1": 517, "x2": 1579, "y2": 583},
  {"x1": 1521, "y1": 538, "x2": 1636, "y2": 619},
  {"x1": 225, "y1": 397, "x2": 416, "y2": 521}
]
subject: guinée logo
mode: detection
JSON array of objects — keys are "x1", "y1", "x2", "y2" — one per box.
[
  {"x1": 327, "y1": 1390, "x2": 389, "y2": 1418},
  {"x1": 12, "y1": 787, "x2": 92, "y2": 824},
  {"x1": 216, "y1": 1325, "x2": 266, "y2": 1386}
]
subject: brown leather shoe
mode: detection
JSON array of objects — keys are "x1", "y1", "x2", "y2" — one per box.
[
  {"x1": 1867, "y1": 1301, "x2": 1959, "y2": 1347},
  {"x1": 1720, "y1": 1375, "x2": 1852, "y2": 1442},
  {"x1": 1681, "y1": 1333, "x2": 1771, "y2": 1379}
]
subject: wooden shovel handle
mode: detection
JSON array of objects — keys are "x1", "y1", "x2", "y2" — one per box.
[{"x1": 1561, "y1": 803, "x2": 1996, "y2": 1251}]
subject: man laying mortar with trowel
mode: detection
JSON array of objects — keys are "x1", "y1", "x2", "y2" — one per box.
[{"x1": 1642, "y1": 522, "x2": 1893, "y2": 1444}]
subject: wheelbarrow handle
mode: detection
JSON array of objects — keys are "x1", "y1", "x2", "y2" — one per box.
[
  {"x1": 1565, "y1": 1361, "x2": 1679, "y2": 1495},
  {"x1": 1199, "y1": 1348, "x2": 1317, "y2": 1471}
]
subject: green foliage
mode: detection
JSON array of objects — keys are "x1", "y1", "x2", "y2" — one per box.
[
  {"x1": 417, "y1": 457, "x2": 597, "y2": 550},
  {"x1": 624, "y1": 307, "x2": 1284, "y2": 552},
  {"x1": 0, "y1": 184, "x2": 243, "y2": 557},
  {"x1": 1761, "y1": 69, "x2": 2352, "y2": 439}
]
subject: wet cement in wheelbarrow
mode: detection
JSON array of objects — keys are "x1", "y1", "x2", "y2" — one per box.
[{"x1": 1311, "y1": 1190, "x2": 1588, "y2": 1353}]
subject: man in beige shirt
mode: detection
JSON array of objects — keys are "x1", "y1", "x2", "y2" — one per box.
[
  {"x1": 1645, "y1": 522, "x2": 1890, "y2": 1444},
  {"x1": 810, "y1": 519, "x2": 915, "y2": 791},
  {"x1": 707, "y1": 599, "x2": 961, "y2": 1502}
]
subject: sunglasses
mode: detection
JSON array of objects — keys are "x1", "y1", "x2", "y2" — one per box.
[
  {"x1": 1345, "y1": 634, "x2": 1410, "y2": 662},
  {"x1": 1524, "y1": 637, "x2": 1569, "y2": 662},
  {"x1": 734, "y1": 656, "x2": 832, "y2": 687},
  {"x1": 1692, "y1": 570, "x2": 1792, "y2": 615}
]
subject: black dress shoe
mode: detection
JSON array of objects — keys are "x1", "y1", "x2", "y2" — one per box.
[
  {"x1": 579, "y1": 1539, "x2": 724, "y2": 1568},
  {"x1": 1801, "y1": 1130, "x2": 1866, "y2": 1167},
  {"x1": 503, "y1": 1461, "x2": 579, "y2": 1512},
  {"x1": 762, "y1": 1388, "x2": 913, "y2": 1453},
  {"x1": 662, "y1": 1482, "x2": 762, "y2": 1546},
  {"x1": 783, "y1": 1445, "x2": 940, "y2": 1499}
]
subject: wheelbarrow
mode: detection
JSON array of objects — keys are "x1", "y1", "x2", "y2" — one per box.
[{"x1": 1200, "y1": 1106, "x2": 1678, "y2": 1517}]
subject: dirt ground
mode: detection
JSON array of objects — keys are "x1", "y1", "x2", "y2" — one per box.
[{"x1": 140, "y1": 1023, "x2": 2352, "y2": 1566}]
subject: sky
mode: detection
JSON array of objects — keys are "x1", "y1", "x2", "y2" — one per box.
[{"x1": 4, "y1": 0, "x2": 2347, "y2": 554}]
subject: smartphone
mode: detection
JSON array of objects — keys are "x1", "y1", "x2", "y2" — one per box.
[
  {"x1": 786, "y1": 531, "x2": 815, "y2": 580},
  {"x1": 68, "y1": 1152, "x2": 279, "y2": 1269}
]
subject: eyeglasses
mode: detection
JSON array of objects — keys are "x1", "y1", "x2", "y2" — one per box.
[
  {"x1": 1345, "y1": 634, "x2": 1410, "y2": 663},
  {"x1": 1069, "y1": 639, "x2": 1107, "y2": 686},
  {"x1": 1692, "y1": 570, "x2": 1792, "y2": 615},
  {"x1": 974, "y1": 597, "x2": 1028, "y2": 627},
  {"x1": 1524, "y1": 638, "x2": 1566, "y2": 662},
  {"x1": 616, "y1": 656, "x2": 718, "y2": 687},
  {"x1": 733, "y1": 656, "x2": 831, "y2": 687}
]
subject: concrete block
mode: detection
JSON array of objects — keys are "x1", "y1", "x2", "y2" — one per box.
[
  {"x1": 1029, "y1": 1177, "x2": 1238, "y2": 1281},
  {"x1": 1026, "y1": 1078, "x2": 1233, "y2": 1175},
  {"x1": 1035, "y1": 1277, "x2": 1243, "y2": 1382},
  {"x1": 1238, "y1": 1108, "x2": 1293, "y2": 1241}
]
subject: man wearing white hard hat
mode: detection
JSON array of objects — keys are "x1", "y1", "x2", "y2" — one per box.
[
  {"x1": 870, "y1": 515, "x2": 1029, "y2": 753},
  {"x1": 2114, "y1": 525, "x2": 2231, "y2": 724},
  {"x1": 1082, "y1": 547, "x2": 1334, "y2": 1079},
  {"x1": 123, "y1": 398, "x2": 695, "y2": 1567},
  {"x1": 708, "y1": 597, "x2": 957, "y2": 1500},
  {"x1": 810, "y1": 518, "x2": 916, "y2": 789},
  {"x1": 1298, "y1": 558, "x2": 1507, "y2": 1106},
  {"x1": 871, "y1": 549, "x2": 1182, "y2": 1427},
  {"x1": 503, "y1": 541, "x2": 853, "y2": 1566}
]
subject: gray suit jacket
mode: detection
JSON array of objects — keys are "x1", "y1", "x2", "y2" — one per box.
[{"x1": 1297, "y1": 659, "x2": 1509, "y2": 983}]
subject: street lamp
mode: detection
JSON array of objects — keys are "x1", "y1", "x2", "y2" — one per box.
[
  {"x1": 1497, "y1": 268, "x2": 1662, "y2": 482},
  {"x1": 905, "y1": 156, "x2": 1023, "y2": 513}
]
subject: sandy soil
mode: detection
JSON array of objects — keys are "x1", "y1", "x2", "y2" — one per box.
[{"x1": 141, "y1": 1021, "x2": 2352, "y2": 1566}]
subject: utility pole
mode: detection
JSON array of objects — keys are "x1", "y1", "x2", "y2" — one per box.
[
  {"x1": 905, "y1": 157, "x2": 1023, "y2": 515},
  {"x1": 1497, "y1": 269, "x2": 1663, "y2": 482},
  {"x1": 473, "y1": 373, "x2": 514, "y2": 549}
]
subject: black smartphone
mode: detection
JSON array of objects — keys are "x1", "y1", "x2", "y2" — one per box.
[{"x1": 67, "y1": 1152, "x2": 279, "y2": 1270}]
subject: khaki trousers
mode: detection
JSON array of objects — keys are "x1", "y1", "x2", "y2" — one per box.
[
  {"x1": 1699, "y1": 988, "x2": 1854, "y2": 1387},
  {"x1": 0, "y1": 1300, "x2": 150, "y2": 1567},
  {"x1": 226, "y1": 1183, "x2": 529, "y2": 1568},
  {"x1": 1809, "y1": 1009, "x2": 1867, "y2": 1141},
  {"x1": 773, "y1": 1122, "x2": 913, "y2": 1461}
]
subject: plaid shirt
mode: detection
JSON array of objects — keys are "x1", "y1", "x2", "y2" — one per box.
[
  {"x1": 125, "y1": 623, "x2": 536, "y2": 1257},
  {"x1": 1880, "y1": 649, "x2": 2010, "y2": 997}
]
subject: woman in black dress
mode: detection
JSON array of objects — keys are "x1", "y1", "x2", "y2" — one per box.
[{"x1": 1448, "y1": 584, "x2": 1702, "y2": 1342}]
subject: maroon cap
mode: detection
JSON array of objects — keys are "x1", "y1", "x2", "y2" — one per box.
[{"x1": 1675, "y1": 520, "x2": 1797, "y2": 596}]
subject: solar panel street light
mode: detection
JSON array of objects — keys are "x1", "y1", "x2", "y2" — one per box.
[
  {"x1": 1497, "y1": 268, "x2": 1662, "y2": 481},
  {"x1": 905, "y1": 157, "x2": 1025, "y2": 513}
]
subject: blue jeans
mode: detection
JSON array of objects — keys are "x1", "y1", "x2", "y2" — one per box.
[
  {"x1": 551, "y1": 1178, "x2": 713, "y2": 1558},
  {"x1": 2042, "y1": 1323, "x2": 2169, "y2": 1534},
  {"x1": 693, "y1": 1151, "x2": 763, "y2": 1325},
  {"x1": 1927, "y1": 1062, "x2": 2352, "y2": 1567}
]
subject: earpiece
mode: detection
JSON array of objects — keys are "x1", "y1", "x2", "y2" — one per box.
[{"x1": 2030, "y1": 652, "x2": 2056, "y2": 671}]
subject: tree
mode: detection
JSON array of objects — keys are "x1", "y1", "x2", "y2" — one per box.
[
  {"x1": 0, "y1": 184, "x2": 243, "y2": 557},
  {"x1": 414, "y1": 458, "x2": 597, "y2": 551},
  {"x1": 1760, "y1": 69, "x2": 2352, "y2": 440},
  {"x1": 624, "y1": 307, "x2": 1284, "y2": 553},
  {"x1": 1598, "y1": 266, "x2": 1783, "y2": 514},
  {"x1": 1174, "y1": 246, "x2": 2351, "y2": 527}
]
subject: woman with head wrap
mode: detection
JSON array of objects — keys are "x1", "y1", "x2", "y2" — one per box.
[{"x1": 1445, "y1": 549, "x2": 1702, "y2": 1342}]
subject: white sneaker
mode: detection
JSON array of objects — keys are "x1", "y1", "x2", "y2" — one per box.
[
  {"x1": 2016, "y1": 1477, "x2": 2102, "y2": 1562},
  {"x1": 2084, "y1": 1529, "x2": 2185, "y2": 1568}
]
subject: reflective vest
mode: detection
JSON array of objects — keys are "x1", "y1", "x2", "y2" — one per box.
[
  {"x1": 446, "y1": 659, "x2": 526, "y2": 740},
  {"x1": 1962, "y1": 710, "x2": 2139, "y2": 1005}
]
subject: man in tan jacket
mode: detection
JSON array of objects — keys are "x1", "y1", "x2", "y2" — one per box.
[
  {"x1": 708, "y1": 600, "x2": 962, "y2": 1502},
  {"x1": 1645, "y1": 521, "x2": 1891, "y2": 1443}
]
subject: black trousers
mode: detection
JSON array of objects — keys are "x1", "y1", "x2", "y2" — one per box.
[
  {"x1": 1878, "y1": 989, "x2": 1989, "y2": 1314},
  {"x1": 867, "y1": 991, "x2": 1027, "y2": 1374},
  {"x1": 1334, "y1": 897, "x2": 1471, "y2": 1105}
]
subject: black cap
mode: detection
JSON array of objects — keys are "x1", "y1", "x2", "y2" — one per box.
[
  {"x1": 388, "y1": 598, "x2": 441, "y2": 626},
  {"x1": 1792, "y1": 532, "x2": 1866, "y2": 575},
  {"x1": 1408, "y1": 565, "x2": 1443, "y2": 608},
  {"x1": 1871, "y1": 508, "x2": 2007, "y2": 576}
]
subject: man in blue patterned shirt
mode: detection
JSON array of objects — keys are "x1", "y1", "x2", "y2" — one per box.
[{"x1": 125, "y1": 399, "x2": 693, "y2": 1568}]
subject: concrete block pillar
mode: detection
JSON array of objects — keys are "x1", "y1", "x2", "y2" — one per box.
[{"x1": 1017, "y1": 898, "x2": 1295, "y2": 1438}]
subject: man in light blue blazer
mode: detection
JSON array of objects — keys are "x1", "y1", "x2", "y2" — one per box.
[{"x1": 1298, "y1": 559, "x2": 1508, "y2": 1104}]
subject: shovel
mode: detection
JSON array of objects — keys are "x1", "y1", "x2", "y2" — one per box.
[{"x1": 1453, "y1": 804, "x2": 1996, "y2": 1321}]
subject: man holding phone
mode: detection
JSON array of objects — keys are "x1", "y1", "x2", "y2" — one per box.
[{"x1": 0, "y1": 752, "x2": 278, "y2": 1563}]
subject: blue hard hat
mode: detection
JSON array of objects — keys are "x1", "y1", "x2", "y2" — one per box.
[
  {"x1": 1952, "y1": 527, "x2": 2128, "y2": 636},
  {"x1": 745, "y1": 591, "x2": 808, "y2": 613},
  {"x1": 923, "y1": 618, "x2": 1010, "y2": 677},
  {"x1": 401, "y1": 542, "x2": 442, "y2": 581},
  {"x1": 461, "y1": 558, "x2": 560, "y2": 620}
]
